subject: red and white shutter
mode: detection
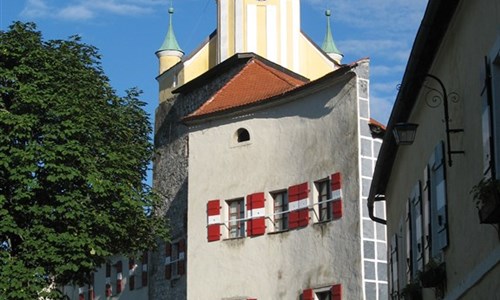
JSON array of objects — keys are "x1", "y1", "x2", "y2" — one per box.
[
  {"x1": 78, "y1": 286, "x2": 85, "y2": 300},
  {"x1": 246, "y1": 192, "x2": 266, "y2": 236},
  {"x1": 288, "y1": 182, "x2": 309, "y2": 229},
  {"x1": 88, "y1": 273, "x2": 94, "y2": 300},
  {"x1": 141, "y1": 252, "x2": 148, "y2": 287},
  {"x1": 331, "y1": 284, "x2": 342, "y2": 300},
  {"x1": 105, "y1": 263, "x2": 112, "y2": 297},
  {"x1": 165, "y1": 243, "x2": 172, "y2": 280},
  {"x1": 178, "y1": 238, "x2": 186, "y2": 275},
  {"x1": 207, "y1": 199, "x2": 221, "y2": 241},
  {"x1": 302, "y1": 288, "x2": 315, "y2": 300},
  {"x1": 116, "y1": 261, "x2": 123, "y2": 294},
  {"x1": 331, "y1": 172, "x2": 343, "y2": 219},
  {"x1": 129, "y1": 258, "x2": 135, "y2": 291}
]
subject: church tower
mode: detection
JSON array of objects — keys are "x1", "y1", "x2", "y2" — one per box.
[
  {"x1": 216, "y1": 0, "x2": 301, "y2": 70},
  {"x1": 156, "y1": 0, "x2": 344, "y2": 93}
]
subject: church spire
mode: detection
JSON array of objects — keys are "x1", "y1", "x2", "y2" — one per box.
[
  {"x1": 321, "y1": 9, "x2": 343, "y2": 64},
  {"x1": 156, "y1": 4, "x2": 183, "y2": 75}
]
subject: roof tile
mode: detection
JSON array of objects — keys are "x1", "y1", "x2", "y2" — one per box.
[{"x1": 188, "y1": 58, "x2": 307, "y2": 118}]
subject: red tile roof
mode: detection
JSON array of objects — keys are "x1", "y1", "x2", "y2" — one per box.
[{"x1": 187, "y1": 58, "x2": 307, "y2": 118}]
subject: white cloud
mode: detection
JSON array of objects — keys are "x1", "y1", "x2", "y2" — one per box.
[
  {"x1": 21, "y1": 0, "x2": 50, "y2": 18},
  {"x1": 20, "y1": 0, "x2": 163, "y2": 21},
  {"x1": 370, "y1": 65, "x2": 406, "y2": 77},
  {"x1": 340, "y1": 39, "x2": 411, "y2": 64},
  {"x1": 308, "y1": 0, "x2": 428, "y2": 37},
  {"x1": 371, "y1": 81, "x2": 401, "y2": 95},
  {"x1": 57, "y1": 5, "x2": 94, "y2": 21},
  {"x1": 87, "y1": 0, "x2": 153, "y2": 15}
]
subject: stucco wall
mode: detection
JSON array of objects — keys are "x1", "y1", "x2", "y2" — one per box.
[
  {"x1": 151, "y1": 60, "x2": 250, "y2": 300},
  {"x1": 384, "y1": 1, "x2": 500, "y2": 298},
  {"x1": 186, "y1": 73, "x2": 364, "y2": 299}
]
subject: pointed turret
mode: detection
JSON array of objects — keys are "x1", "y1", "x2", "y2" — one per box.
[
  {"x1": 322, "y1": 9, "x2": 343, "y2": 64},
  {"x1": 156, "y1": 6, "x2": 183, "y2": 75}
]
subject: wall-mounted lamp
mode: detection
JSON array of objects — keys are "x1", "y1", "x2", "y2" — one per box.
[
  {"x1": 393, "y1": 123, "x2": 419, "y2": 145},
  {"x1": 397, "y1": 74, "x2": 464, "y2": 166}
]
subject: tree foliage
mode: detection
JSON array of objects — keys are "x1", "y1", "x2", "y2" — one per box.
[{"x1": 0, "y1": 22, "x2": 168, "y2": 299}]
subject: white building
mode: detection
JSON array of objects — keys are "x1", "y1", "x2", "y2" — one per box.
[{"x1": 368, "y1": 0, "x2": 500, "y2": 299}]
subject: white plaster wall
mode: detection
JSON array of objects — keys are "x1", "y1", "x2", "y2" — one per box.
[
  {"x1": 384, "y1": 1, "x2": 500, "y2": 298},
  {"x1": 187, "y1": 74, "x2": 364, "y2": 299}
]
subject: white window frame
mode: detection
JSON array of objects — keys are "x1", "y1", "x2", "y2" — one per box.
[
  {"x1": 227, "y1": 198, "x2": 245, "y2": 238},
  {"x1": 271, "y1": 190, "x2": 288, "y2": 232}
]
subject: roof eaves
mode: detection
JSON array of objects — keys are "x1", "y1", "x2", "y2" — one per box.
[
  {"x1": 367, "y1": 0, "x2": 461, "y2": 223},
  {"x1": 183, "y1": 63, "x2": 357, "y2": 125}
]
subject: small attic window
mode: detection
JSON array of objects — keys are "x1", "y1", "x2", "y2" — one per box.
[{"x1": 236, "y1": 128, "x2": 250, "y2": 143}]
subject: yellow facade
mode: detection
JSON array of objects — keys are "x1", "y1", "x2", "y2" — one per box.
[{"x1": 157, "y1": 0, "x2": 339, "y2": 98}]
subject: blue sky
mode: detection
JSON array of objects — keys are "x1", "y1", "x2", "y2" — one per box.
[{"x1": 1, "y1": 0, "x2": 427, "y2": 182}]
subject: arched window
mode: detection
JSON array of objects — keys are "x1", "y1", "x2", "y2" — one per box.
[{"x1": 236, "y1": 128, "x2": 250, "y2": 142}]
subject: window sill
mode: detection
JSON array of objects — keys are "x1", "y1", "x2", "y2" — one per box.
[
  {"x1": 223, "y1": 236, "x2": 246, "y2": 241},
  {"x1": 268, "y1": 229, "x2": 290, "y2": 235},
  {"x1": 314, "y1": 219, "x2": 332, "y2": 225}
]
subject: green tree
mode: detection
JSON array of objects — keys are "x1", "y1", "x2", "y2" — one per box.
[{"x1": 0, "y1": 22, "x2": 168, "y2": 299}]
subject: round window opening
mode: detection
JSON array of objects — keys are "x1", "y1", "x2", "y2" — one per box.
[{"x1": 236, "y1": 128, "x2": 250, "y2": 143}]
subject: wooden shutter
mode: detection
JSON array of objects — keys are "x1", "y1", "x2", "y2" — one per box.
[
  {"x1": 482, "y1": 56, "x2": 495, "y2": 177},
  {"x1": 116, "y1": 261, "x2": 123, "y2": 294},
  {"x1": 397, "y1": 221, "x2": 406, "y2": 296},
  {"x1": 247, "y1": 192, "x2": 266, "y2": 236},
  {"x1": 129, "y1": 259, "x2": 135, "y2": 290},
  {"x1": 78, "y1": 287, "x2": 85, "y2": 300},
  {"x1": 390, "y1": 234, "x2": 399, "y2": 297},
  {"x1": 405, "y1": 200, "x2": 411, "y2": 283},
  {"x1": 410, "y1": 181, "x2": 423, "y2": 277},
  {"x1": 430, "y1": 141, "x2": 448, "y2": 258},
  {"x1": 288, "y1": 182, "x2": 309, "y2": 229},
  {"x1": 422, "y1": 166, "x2": 431, "y2": 265},
  {"x1": 105, "y1": 263, "x2": 112, "y2": 297},
  {"x1": 178, "y1": 238, "x2": 186, "y2": 275},
  {"x1": 141, "y1": 252, "x2": 148, "y2": 287},
  {"x1": 302, "y1": 288, "x2": 314, "y2": 300},
  {"x1": 331, "y1": 172, "x2": 343, "y2": 219},
  {"x1": 165, "y1": 243, "x2": 172, "y2": 280},
  {"x1": 207, "y1": 199, "x2": 221, "y2": 242},
  {"x1": 88, "y1": 273, "x2": 95, "y2": 300},
  {"x1": 331, "y1": 284, "x2": 342, "y2": 300}
]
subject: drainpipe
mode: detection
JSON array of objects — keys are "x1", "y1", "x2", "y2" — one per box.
[{"x1": 368, "y1": 195, "x2": 387, "y2": 225}]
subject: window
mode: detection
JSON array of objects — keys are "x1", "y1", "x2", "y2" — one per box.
[
  {"x1": 314, "y1": 173, "x2": 342, "y2": 223},
  {"x1": 171, "y1": 243, "x2": 179, "y2": 277},
  {"x1": 128, "y1": 259, "x2": 136, "y2": 291},
  {"x1": 302, "y1": 285, "x2": 341, "y2": 300},
  {"x1": 165, "y1": 239, "x2": 186, "y2": 280},
  {"x1": 316, "y1": 291, "x2": 332, "y2": 300},
  {"x1": 392, "y1": 143, "x2": 447, "y2": 295},
  {"x1": 410, "y1": 182, "x2": 424, "y2": 276},
  {"x1": 317, "y1": 179, "x2": 332, "y2": 221},
  {"x1": 389, "y1": 234, "x2": 399, "y2": 299},
  {"x1": 429, "y1": 141, "x2": 448, "y2": 259},
  {"x1": 228, "y1": 199, "x2": 245, "y2": 238},
  {"x1": 236, "y1": 128, "x2": 250, "y2": 142},
  {"x1": 141, "y1": 252, "x2": 148, "y2": 287},
  {"x1": 272, "y1": 190, "x2": 288, "y2": 231}
]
